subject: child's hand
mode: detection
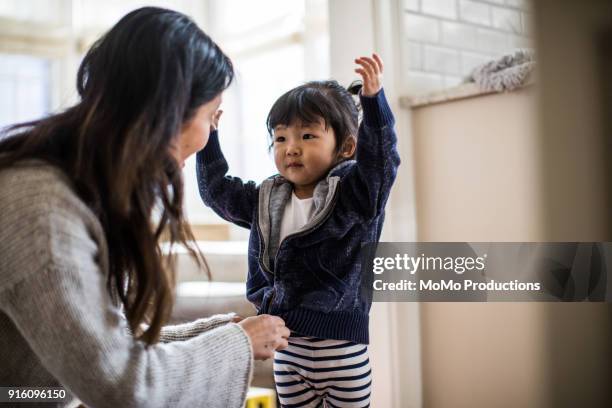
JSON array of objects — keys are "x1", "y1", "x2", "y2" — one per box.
[
  {"x1": 354, "y1": 53, "x2": 384, "y2": 97},
  {"x1": 211, "y1": 109, "x2": 223, "y2": 131}
]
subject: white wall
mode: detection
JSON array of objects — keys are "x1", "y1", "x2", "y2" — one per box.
[
  {"x1": 329, "y1": 1, "x2": 422, "y2": 407},
  {"x1": 328, "y1": 0, "x2": 375, "y2": 85}
]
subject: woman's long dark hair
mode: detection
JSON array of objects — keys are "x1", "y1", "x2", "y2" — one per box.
[{"x1": 0, "y1": 7, "x2": 233, "y2": 345}]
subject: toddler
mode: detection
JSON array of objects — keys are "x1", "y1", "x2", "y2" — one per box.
[{"x1": 197, "y1": 54, "x2": 400, "y2": 407}]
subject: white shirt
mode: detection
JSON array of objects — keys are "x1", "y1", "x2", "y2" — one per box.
[{"x1": 279, "y1": 192, "x2": 315, "y2": 243}]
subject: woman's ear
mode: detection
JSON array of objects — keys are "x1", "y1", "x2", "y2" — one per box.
[{"x1": 340, "y1": 136, "x2": 357, "y2": 158}]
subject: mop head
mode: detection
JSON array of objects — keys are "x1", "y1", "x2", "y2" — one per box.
[{"x1": 465, "y1": 49, "x2": 535, "y2": 92}]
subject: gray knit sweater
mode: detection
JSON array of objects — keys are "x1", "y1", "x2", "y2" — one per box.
[{"x1": 0, "y1": 162, "x2": 253, "y2": 407}]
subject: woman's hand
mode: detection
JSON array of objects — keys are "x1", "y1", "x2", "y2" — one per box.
[
  {"x1": 354, "y1": 53, "x2": 384, "y2": 97},
  {"x1": 237, "y1": 315, "x2": 290, "y2": 360}
]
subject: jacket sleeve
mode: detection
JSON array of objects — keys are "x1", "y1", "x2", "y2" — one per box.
[
  {"x1": 196, "y1": 130, "x2": 258, "y2": 229},
  {"x1": 340, "y1": 88, "x2": 401, "y2": 218},
  {"x1": 0, "y1": 176, "x2": 253, "y2": 408}
]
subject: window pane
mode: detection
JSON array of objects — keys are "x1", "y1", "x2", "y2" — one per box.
[
  {"x1": 183, "y1": 0, "x2": 330, "y2": 230},
  {"x1": 0, "y1": 0, "x2": 66, "y2": 25},
  {"x1": 210, "y1": 0, "x2": 304, "y2": 39},
  {"x1": 73, "y1": 0, "x2": 200, "y2": 30},
  {"x1": 0, "y1": 54, "x2": 51, "y2": 129}
]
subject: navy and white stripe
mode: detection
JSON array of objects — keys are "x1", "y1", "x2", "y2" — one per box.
[{"x1": 273, "y1": 337, "x2": 371, "y2": 408}]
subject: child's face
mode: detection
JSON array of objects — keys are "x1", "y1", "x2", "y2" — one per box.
[{"x1": 273, "y1": 118, "x2": 337, "y2": 198}]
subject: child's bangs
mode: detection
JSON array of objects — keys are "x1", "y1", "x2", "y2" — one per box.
[{"x1": 267, "y1": 88, "x2": 334, "y2": 136}]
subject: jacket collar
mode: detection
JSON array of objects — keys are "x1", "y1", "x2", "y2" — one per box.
[{"x1": 257, "y1": 160, "x2": 355, "y2": 271}]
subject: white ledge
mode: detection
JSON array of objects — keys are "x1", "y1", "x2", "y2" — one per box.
[
  {"x1": 400, "y1": 80, "x2": 535, "y2": 109},
  {"x1": 177, "y1": 281, "x2": 246, "y2": 298},
  {"x1": 161, "y1": 240, "x2": 248, "y2": 255}
]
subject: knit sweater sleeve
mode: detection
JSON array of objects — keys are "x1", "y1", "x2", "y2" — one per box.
[
  {"x1": 0, "y1": 165, "x2": 253, "y2": 408},
  {"x1": 196, "y1": 130, "x2": 258, "y2": 229},
  {"x1": 158, "y1": 314, "x2": 235, "y2": 343},
  {"x1": 124, "y1": 314, "x2": 235, "y2": 343}
]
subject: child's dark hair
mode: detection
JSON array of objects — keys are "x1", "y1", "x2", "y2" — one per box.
[{"x1": 266, "y1": 80, "x2": 362, "y2": 158}]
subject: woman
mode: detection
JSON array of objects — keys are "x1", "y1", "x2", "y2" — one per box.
[{"x1": 0, "y1": 7, "x2": 289, "y2": 408}]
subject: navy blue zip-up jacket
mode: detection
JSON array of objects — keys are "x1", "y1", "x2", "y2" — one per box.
[{"x1": 196, "y1": 89, "x2": 400, "y2": 344}]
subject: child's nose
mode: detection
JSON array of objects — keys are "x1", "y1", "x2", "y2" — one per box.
[
  {"x1": 286, "y1": 141, "x2": 301, "y2": 156},
  {"x1": 287, "y1": 148, "x2": 299, "y2": 156}
]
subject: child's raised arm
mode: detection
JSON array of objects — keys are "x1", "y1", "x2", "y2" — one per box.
[
  {"x1": 196, "y1": 120, "x2": 258, "y2": 229},
  {"x1": 341, "y1": 53, "x2": 400, "y2": 218}
]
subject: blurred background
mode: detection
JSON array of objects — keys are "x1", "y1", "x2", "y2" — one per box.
[{"x1": 1, "y1": 0, "x2": 610, "y2": 407}]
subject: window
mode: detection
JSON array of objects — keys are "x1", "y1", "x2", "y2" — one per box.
[
  {"x1": 0, "y1": 54, "x2": 51, "y2": 128},
  {"x1": 0, "y1": 0, "x2": 330, "y2": 240},
  {"x1": 183, "y1": 0, "x2": 330, "y2": 232}
]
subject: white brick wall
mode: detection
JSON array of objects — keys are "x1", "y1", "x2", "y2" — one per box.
[
  {"x1": 459, "y1": 0, "x2": 490, "y2": 26},
  {"x1": 491, "y1": 7, "x2": 522, "y2": 33},
  {"x1": 401, "y1": 0, "x2": 533, "y2": 94},
  {"x1": 423, "y1": 45, "x2": 461, "y2": 75},
  {"x1": 422, "y1": 0, "x2": 457, "y2": 19},
  {"x1": 404, "y1": 13, "x2": 441, "y2": 42}
]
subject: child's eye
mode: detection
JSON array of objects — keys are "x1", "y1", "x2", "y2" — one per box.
[
  {"x1": 275, "y1": 136, "x2": 286, "y2": 142},
  {"x1": 303, "y1": 134, "x2": 316, "y2": 140}
]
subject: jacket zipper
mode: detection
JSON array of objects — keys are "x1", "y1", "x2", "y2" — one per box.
[
  {"x1": 273, "y1": 187, "x2": 340, "y2": 266},
  {"x1": 256, "y1": 185, "x2": 340, "y2": 314},
  {"x1": 255, "y1": 210, "x2": 276, "y2": 313}
]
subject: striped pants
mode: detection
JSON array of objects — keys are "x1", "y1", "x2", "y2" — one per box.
[{"x1": 273, "y1": 337, "x2": 371, "y2": 408}]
